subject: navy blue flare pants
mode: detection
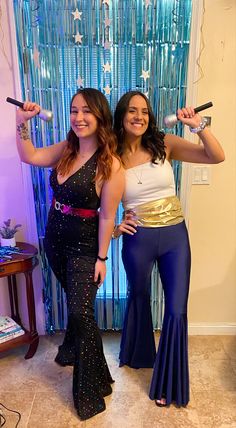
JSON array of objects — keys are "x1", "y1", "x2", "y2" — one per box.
[{"x1": 120, "y1": 220, "x2": 191, "y2": 406}]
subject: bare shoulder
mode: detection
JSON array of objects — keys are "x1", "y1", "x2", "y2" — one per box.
[{"x1": 111, "y1": 156, "x2": 124, "y2": 173}]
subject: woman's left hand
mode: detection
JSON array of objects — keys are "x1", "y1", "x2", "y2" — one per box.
[
  {"x1": 94, "y1": 259, "x2": 107, "y2": 287},
  {"x1": 177, "y1": 106, "x2": 202, "y2": 129}
]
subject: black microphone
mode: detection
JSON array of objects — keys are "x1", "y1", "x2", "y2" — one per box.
[
  {"x1": 6, "y1": 97, "x2": 53, "y2": 122},
  {"x1": 164, "y1": 101, "x2": 213, "y2": 128}
]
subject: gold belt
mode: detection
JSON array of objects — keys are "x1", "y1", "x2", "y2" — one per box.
[{"x1": 125, "y1": 195, "x2": 184, "y2": 227}]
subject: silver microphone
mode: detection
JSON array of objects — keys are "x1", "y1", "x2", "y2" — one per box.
[
  {"x1": 164, "y1": 101, "x2": 213, "y2": 128},
  {"x1": 6, "y1": 97, "x2": 53, "y2": 122}
]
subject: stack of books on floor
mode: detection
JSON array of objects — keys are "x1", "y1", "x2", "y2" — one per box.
[{"x1": 0, "y1": 316, "x2": 24, "y2": 343}]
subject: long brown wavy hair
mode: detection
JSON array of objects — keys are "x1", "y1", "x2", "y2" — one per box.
[
  {"x1": 113, "y1": 91, "x2": 166, "y2": 164},
  {"x1": 57, "y1": 88, "x2": 119, "y2": 182}
]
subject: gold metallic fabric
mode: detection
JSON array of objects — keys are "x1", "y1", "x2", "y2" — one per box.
[{"x1": 125, "y1": 196, "x2": 184, "y2": 227}]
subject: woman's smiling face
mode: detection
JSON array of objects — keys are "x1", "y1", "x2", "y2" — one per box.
[
  {"x1": 70, "y1": 94, "x2": 98, "y2": 140},
  {"x1": 123, "y1": 94, "x2": 149, "y2": 139}
]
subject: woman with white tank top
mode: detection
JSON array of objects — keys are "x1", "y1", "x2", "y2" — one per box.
[{"x1": 113, "y1": 91, "x2": 224, "y2": 408}]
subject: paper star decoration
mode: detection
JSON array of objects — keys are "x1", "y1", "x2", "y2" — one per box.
[
  {"x1": 72, "y1": 8, "x2": 82, "y2": 20},
  {"x1": 77, "y1": 76, "x2": 84, "y2": 87},
  {"x1": 145, "y1": 0, "x2": 152, "y2": 8},
  {"x1": 103, "y1": 61, "x2": 111, "y2": 73},
  {"x1": 140, "y1": 69, "x2": 150, "y2": 81},
  {"x1": 103, "y1": 85, "x2": 112, "y2": 95},
  {"x1": 104, "y1": 40, "x2": 111, "y2": 50},
  {"x1": 74, "y1": 32, "x2": 83, "y2": 44},
  {"x1": 33, "y1": 47, "x2": 40, "y2": 68},
  {"x1": 104, "y1": 18, "x2": 112, "y2": 27},
  {"x1": 103, "y1": 0, "x2": 110, "y2": 5}
]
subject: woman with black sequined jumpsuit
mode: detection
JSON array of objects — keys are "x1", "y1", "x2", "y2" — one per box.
[{"x1": 15, "y1": 88, "x2": 124, "y2": 420}]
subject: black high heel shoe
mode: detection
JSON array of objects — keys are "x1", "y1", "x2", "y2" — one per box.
[
  {"x1": 54, "y1": 354, "x2": 74, "y2": 366},
  {"x1": 54, "y1": 345, "x2": 75, "y2": 366}
]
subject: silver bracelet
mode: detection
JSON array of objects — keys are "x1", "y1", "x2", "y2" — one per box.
[{"x1": 189, "y1": 117, "x2": 208, "y2": 134}]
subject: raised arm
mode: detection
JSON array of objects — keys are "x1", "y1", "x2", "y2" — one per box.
[
  {"x1": 165, "y1": 106, "x2": 225, "y2": 164},
  {"x1": 16, "y1": 101, "x2": 67, "y2": 167},
  {"x1": 94, "y1": 157, "x2": 125, "y2": 286}
]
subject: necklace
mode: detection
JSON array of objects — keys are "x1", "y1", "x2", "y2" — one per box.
[{"x1": 131, "y1": 166, "x2": 143, "y2": 184}]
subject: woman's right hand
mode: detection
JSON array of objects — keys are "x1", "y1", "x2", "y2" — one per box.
[
  {"x1": 117, "y1": 212, "x2": 138, "y2": 236},
  {"x1": 16, "y1": 101, "x2": 41, "y2": 123}
]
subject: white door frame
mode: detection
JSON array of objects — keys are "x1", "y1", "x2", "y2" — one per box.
[{"x1": 180, "y1": 0, "x2": 204, "y2": 225}]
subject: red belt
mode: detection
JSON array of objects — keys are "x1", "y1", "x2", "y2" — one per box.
[{"x1": 52, "y1": 198, "x2": 98, "y2": 218}]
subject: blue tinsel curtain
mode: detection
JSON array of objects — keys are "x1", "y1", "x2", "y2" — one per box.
[{"x1": 13, "y1": 0, "x2": 192, "y2": 333}]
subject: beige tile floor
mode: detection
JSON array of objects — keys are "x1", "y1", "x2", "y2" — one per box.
[{"x1": 0, "y1": 332, "x2": 236, "y2": 428}]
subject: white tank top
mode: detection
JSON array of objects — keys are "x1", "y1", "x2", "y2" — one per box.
[{"x1": 122, "y1": 160, "x2": 176, "y2": 210}]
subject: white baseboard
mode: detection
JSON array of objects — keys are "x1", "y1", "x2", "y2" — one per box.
[{"x1": 189, "y1": 323, "x2": 236, "y2": 335}]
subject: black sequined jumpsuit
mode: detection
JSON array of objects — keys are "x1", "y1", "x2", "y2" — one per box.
[{"x1": 44, "y1": 152, "x2": 114, "y2": 420}]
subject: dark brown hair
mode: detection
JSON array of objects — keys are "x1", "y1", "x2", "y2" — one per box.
[
  {"x1": 57, "y1": 88, "x2": 119, "y2": 181},
  {"x1": 113, "y1": 91, "x2": 166, "y2": 163}
]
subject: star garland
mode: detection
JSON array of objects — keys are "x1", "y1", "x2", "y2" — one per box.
[
  {"x1": 72, "y1": 8, "x2": 82, "y2": 21},
  {"x1": 145, "y1": 0, "x2": 152, "y2": 8},
  {"x1": 77, "y1": 76, "x2": 84, "y2": 87},
  {"x1": 71, "y1": 7, "x2": 84, "y2": 88},
  {"x1": 104, "y1": 18, "x2": 112, "y2": 27},
  {"x1": 104, "y1": 40, "x2": 111, "y2": 50},
  {"x1": 103, "y1": 85, "x2": 112, "y2": 95},
  {"x1": 102, "y1": 0, "x2": 112, "y2": 95},
  {"x1": 70, "y1": 1, "x2": 151, "y2": 96},
  {"x1": 74, "y1": 32, "x2": 83, "y2": 44},
  {"x1": 140, "y1": 69, "x2": 150, "y2": 82},
  {"x1": 103, "y1": 61, "x2": 111, "y2": 73},
  {"x1": 72, "y1": 5, "x2": 83, "y2": 44},
  {"x1": 33, "y1": 46, "x2": 40, "y2": 69}
]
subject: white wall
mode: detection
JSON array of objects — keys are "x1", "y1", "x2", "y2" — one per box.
[{"x1": 188, "y1": 0, "x2": 236, "y2": 333}]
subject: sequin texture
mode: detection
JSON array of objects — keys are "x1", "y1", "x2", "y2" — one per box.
[{"x1": 44, "y1": 152, "x2": 114, "y2": 420}]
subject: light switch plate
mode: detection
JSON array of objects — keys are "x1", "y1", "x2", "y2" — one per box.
[{"x1": 192, "y1": 165, "x2": 211, "y2": 184}]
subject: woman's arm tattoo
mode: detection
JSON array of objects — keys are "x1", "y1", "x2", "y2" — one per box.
[{"x1": 17, "y1": 123, "x2": 30, "y2": 140}]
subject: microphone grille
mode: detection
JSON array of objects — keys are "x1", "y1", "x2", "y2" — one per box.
[
  {"x1": 38, "y1": 109, "x2": 53, "y2": 122},
  {"x1": 163, "y1": 114, "x2": 177, "y2": 128}
]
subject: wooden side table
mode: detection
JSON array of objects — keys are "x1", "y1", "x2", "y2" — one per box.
[{"x1": 0, "y1": 242, "x2": 39, "y2": 358}]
